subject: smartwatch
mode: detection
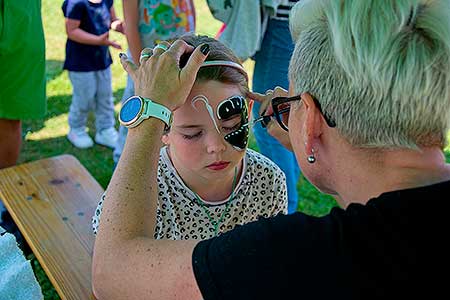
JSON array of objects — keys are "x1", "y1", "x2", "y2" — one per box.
[{"x1": 119, "y1": 96, "x2": 172, "y2": 128}]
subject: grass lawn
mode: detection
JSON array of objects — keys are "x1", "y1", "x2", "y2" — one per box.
[{"x1": 17, "y1": 0, "x2": 450, "y2": 299}]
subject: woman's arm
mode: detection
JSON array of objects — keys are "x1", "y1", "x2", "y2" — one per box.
[
  {"x1": 92, "y1": 41, "x2": 209, "y2": 300},
  {"x1": 123, "y1": 0, "x2": 142, "y2": 64}
]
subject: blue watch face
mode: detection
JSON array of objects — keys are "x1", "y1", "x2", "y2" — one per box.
[{"x1": 120, "y1": 97, "x2": 143, "y2": 123}]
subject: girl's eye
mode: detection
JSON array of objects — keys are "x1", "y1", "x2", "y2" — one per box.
[
  {"x1": 222, "y1": 122, "x2": 241, "y2": 132},
  {"x1": 182, "y1": 131, "x2": 203, "y2": 140}
]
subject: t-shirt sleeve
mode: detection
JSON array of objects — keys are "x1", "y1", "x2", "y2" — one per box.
[
  {"x1": 63, "y1": 0, "x2": 85, "y2": 20},
  {"x1": 192, "y1": 212, "x2": 344, "y2": 300},
  {"x1": 106, "y1": 0, "x2": 114, "y2": 10},
  {"x1": 92, "y1": 192, "x2": 106, "y2": 235}
]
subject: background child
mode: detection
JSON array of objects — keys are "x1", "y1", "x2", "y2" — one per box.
[
  {"x1": 93, "y1": 35, "x2": 287, "y2": 239},
  {"x1": 113, "y1": 0, "x2": 196, "y2": 163},
  {"x1": 62, "y1": 0, "x2": 124, "y2": 149}
]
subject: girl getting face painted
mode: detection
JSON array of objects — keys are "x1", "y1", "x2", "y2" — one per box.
[
  {"x1": 93, "y1": 34, "x2": 288, "y2": 242},
  {"x1": 162, "y1": 80, "x2": 251, "y2": 192},
  {"x1": 162, "y1": 34, "x2": 253, "y2": 197}
]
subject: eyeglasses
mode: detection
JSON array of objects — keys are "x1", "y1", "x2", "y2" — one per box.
[{"x1": 257, "y1": 94, "x2": 336, "y2": 131}]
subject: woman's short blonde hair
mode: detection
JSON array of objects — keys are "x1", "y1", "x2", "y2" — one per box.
[{"x1": 289, "y1": 0, "x2": 450, "y2": 149}]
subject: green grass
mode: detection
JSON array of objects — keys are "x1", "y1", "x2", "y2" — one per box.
[{"x1": 18, "y1": 1, "x2": 450, "y2": 299}]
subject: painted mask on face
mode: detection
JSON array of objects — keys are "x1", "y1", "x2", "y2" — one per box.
[
  {"x1": 216, "y1": 95, "x2": 249, "y2": 151},
  {"x1": 190, "y1": 94, "x2": 249, "y2": 151}
]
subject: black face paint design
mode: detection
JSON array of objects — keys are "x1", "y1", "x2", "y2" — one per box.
[{"x1": 216, "y1": 95, "x2": 249, "y2": 151}]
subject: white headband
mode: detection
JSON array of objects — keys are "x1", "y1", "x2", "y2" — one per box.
[{"x1": 200, "y1": 60, "x2": 248, "y2": 81}]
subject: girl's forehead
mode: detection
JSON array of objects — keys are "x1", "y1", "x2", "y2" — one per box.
[
  {"x1": 174, "y1": 81, "x2": 243, "y2": 119},
  {"x1": 190, "y1": 81, "x2": 243, "y2": 105}
]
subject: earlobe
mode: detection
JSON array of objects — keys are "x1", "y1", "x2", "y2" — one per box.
[{"x1": 301, "y1": 92, "x2": 322, "y2": 162}]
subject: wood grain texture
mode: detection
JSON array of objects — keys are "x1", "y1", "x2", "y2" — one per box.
[{"x1": 0, "y1": 155, "x2": 104, "y2": 300}]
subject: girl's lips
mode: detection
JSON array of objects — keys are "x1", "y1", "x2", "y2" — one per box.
[{"x1": 207, "y1": 161, "x2": 230, "y2": 170}]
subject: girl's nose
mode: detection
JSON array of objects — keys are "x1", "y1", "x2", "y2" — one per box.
[{"x1": 206, "y1": 131, "x2": 227, "y2": 154}]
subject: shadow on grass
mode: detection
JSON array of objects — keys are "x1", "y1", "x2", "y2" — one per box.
[
  {"x1": 46, "y1": 60, "x2": 64, "y2": 82},
  {"x1": 22, "y1": 88, "x2": 125, "y2": 133}
]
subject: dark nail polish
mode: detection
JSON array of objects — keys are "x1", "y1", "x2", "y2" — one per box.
[
  {"x1": 119, "y1": 53, "x2": 125, "y2": 58},
  {"x1": 200, "y1": 44, "x2": 210, "y2": 55}
]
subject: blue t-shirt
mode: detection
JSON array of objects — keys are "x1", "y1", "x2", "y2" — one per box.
[{"x1": 62, "y1": 0, "x2": 113, "y2": 71}]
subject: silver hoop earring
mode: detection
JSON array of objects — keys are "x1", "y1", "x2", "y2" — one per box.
[{"x1": 307, "y1": 149, "x2": 316, "y2": 164}]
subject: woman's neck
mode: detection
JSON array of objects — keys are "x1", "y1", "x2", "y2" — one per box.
[{"x1": 334, "y1": 146, "x2": 450, "y2": 207}]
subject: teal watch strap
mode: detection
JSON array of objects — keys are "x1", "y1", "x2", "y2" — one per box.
[{"x1": 141, "y1": 97, "x2": 172, "y2": 127}]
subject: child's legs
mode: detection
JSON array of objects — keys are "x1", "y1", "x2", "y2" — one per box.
[
  {"x1": 0, "y1": 118, "x2": 21, "y2": 219},
  {"x1": 94, "y1": 67, "x2": 115, "y2": 131},
  {"x1": 68, "y1": 71, "x2": 96, "y2": 130},
  {"x1": 0, "y1": 118, "x2": 21, "y2": 169}
]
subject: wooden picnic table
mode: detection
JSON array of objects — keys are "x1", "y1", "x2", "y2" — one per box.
[{"x1": 0, "y1": 154, "x2": 103, "y2": 300}]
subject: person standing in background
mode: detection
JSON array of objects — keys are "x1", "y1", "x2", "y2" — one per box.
[
  {"x1": 0, "y1": 0, "x2": 46, "y2": 251},
  {"x1": 113, "y1": 0, "x2": 195, "y2": 165},
  {"x1": 62, "y1": 0, "x2": 125, "y2": 149},
  {"x1": 251, "y1": 0, "x2": 301, "y2": 214},
  {"x1": 0, "y1": 0, "x2": 46, "y2": 169}
]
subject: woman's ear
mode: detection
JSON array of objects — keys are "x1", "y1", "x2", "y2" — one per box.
[{"x1": 300, "y1": 92, "x2": 324, "y2": 156}]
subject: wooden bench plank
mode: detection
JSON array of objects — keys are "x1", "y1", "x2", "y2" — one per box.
[{"x1": 0, "y1": 154, "x2": 103, "y2": 300}]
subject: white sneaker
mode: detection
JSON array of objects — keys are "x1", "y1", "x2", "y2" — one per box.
[
  {"x1": 67, "y1": 128, "x2": 94, "y2": 149},
  {"x1": 95, "y1": 127, "x2": 118, "y2": 149}
]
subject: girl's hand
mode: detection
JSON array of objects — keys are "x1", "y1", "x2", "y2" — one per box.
[
  {"x1": 111, "y1": 19, "x2": 125, "y2": 34},
  {"x1": 119, "y1": 40, "x2": 210, "y2": 111},
  {"x1": 98, "y1": 32, "x2": 121, "y2": 49}
]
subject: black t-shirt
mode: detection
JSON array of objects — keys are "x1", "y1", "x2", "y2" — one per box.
[
  {"x1": 62, "y1": 0, "x2": 113, "y2": 71},
  {"x1": 193, "y1": 180, "x2": 450, "y2": 299}
]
